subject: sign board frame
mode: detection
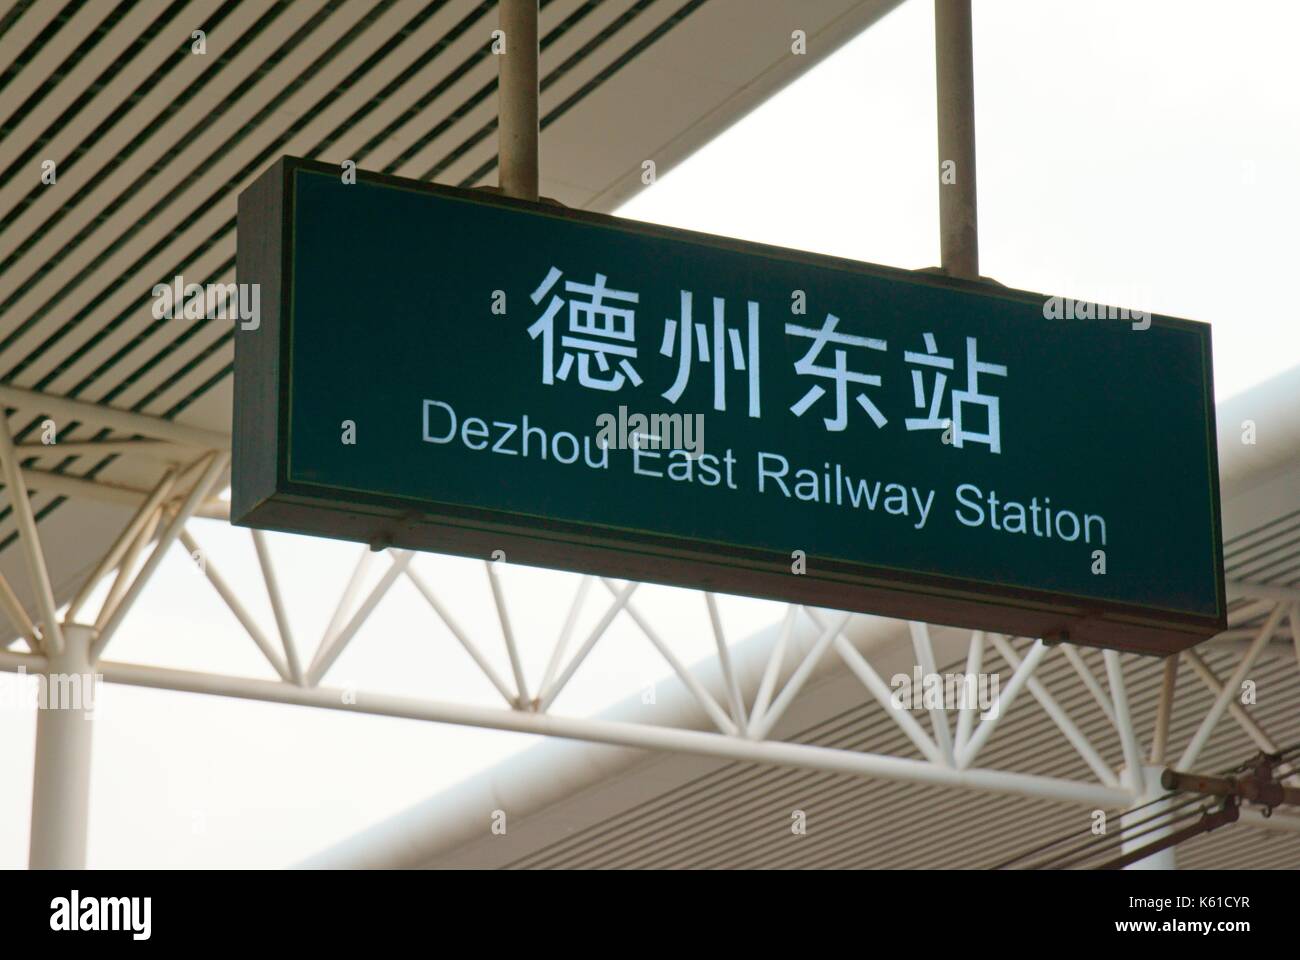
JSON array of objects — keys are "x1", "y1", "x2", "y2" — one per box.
[{"x1": 234, "y1": 157, "x2": 1226, "y2": 656}]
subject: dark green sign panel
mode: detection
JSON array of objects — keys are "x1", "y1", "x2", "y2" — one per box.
[{"x1": 233, "y1": 157, "x2": 1225, "y2": 655}]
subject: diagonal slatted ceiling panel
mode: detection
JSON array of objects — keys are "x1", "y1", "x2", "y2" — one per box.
[{"x1": 1226, "y1": 510, "x2": 1300, "y2": 596}]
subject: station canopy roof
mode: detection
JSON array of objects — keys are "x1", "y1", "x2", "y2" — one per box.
[{"x1": 3, "y1": 1, "x2": 1298, "y2": 869}]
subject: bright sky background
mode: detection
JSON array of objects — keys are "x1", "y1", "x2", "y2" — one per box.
[{"x1": 1, "y1": 0, "x2": 1297, "y2": 868}]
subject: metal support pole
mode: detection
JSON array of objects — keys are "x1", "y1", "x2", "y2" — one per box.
[
  {"x1": 1119, "y1": 765, "x2": 1178, "y2": 869},
  {"x1": 934, "y1": 0, "x2": 979, "y2": 279},
  {"x1": 498, "y1": 0, "x2": 539, "y2": 201},
  {"x1": 29, "y1": 623, "x2": 98, "y2": 869}
]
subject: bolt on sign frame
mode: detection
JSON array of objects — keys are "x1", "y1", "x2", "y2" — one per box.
[{"x1": 232, "y1": 156, "x2": 1225, "y2": 657}]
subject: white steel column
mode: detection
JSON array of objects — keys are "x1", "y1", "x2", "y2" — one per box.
[
  {"x1": 1120, "y1": 764, "x2": 1177, "y2": 870},
  {"x1": 28, "y1": 623, "x2": 98, "y2": 869},
  {"x1": 498, "y1": 0, "x2": 540, "y2": 201}
]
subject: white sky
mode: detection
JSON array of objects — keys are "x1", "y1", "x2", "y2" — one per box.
[{"x1": 1, "y1": 0, "x2": 1297, "y2": 868}]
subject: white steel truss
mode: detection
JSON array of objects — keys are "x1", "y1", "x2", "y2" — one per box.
[{"x1": 2, "y1": 384, "x2": 1300, "y2": 868}]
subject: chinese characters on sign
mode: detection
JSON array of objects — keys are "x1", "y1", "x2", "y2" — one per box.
[{"x1": 527, "y1": 267, "x2": 1008, "y2": 452}]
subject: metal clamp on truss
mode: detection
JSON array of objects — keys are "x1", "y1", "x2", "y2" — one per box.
[
  {"x1": 1091, "y1": 750, "x2": 1300, "y2": 869},
  {"x1": 1161, "y1": 750, "x2": 1300, "y2": 818}
]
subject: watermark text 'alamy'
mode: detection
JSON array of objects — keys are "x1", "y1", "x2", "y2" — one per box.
[{"x1": 152, "y1": 275, "x2": 259, "y2": 330}]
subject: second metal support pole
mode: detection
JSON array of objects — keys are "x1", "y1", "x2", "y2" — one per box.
[{"x1": 934, "y1": 0, "x2": 979, "y2": 279}]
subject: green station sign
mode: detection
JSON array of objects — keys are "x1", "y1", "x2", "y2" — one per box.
[{"x1": 233, "y1": 157, "x2": 1225, "y2": 655}]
